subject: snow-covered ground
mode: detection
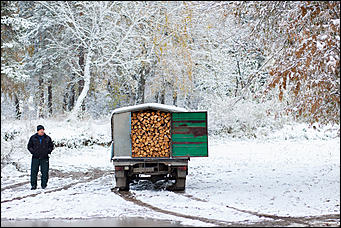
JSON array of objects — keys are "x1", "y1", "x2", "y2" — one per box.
[{"x1": 1, "y1": 118, "x2": 340, "y2": 226}]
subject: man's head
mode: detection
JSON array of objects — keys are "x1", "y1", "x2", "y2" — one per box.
[{"x1": 37, "y1": 125, "x2": 45, "y2": 136}]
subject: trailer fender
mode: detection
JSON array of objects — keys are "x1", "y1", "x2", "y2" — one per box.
[{"x1": 177, "y1": 167, "x2": 187, "y2": 178}]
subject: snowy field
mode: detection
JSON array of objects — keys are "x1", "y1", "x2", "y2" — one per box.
[{"x1": 1, "y1": 118, "x2": 340, "y2": 226}]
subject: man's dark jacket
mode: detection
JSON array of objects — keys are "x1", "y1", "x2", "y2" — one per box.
[{"x1": 27, "y1": 133, "x2": 54, "y2": 159}]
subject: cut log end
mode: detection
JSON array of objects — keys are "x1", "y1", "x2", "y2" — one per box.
[{"x1": 131, "y1": 110, "x2": 171, "y2": 158}]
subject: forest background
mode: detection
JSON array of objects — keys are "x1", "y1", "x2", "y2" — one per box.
[{"x1": 1, "y1": 1, "x2": 340, "y2": 137}]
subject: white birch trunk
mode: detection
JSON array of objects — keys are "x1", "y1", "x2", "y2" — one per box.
[{"x1": 68, "y1": 50, "x2": 92, "y2": 120}]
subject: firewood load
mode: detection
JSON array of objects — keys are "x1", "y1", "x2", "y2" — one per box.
[{"x1": 131, "y1": 110, "x2": 171, "y2": 157}]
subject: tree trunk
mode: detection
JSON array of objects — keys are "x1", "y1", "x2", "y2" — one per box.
[
  {"x1": 160, "y1": 90, "x2": 165, "y2": 104},
  {"x1": 78, "y1": 47, "x2": 85, "y2": 111},
  {"x1": 68, "y1": 50, "x2": 92, "y2": 120},
  {"x1": 173, "y1": 91, "x2": 177, "y2": 106},
  {"x1": 155, "y1": 92, "x2": 159, "y2": 103},
  {"x1": 235, "y1": 59, "x2": 241, "y2": 97},
  {"x1": 63, "y1": 74, "x2": 75, "y2": 112},
  {"x1": 136, "y1": 63, "x2": 149, "y2": 105},
  {"x1": 69, "y1": 75, "x2": 75, "y2": 111},
  {"x1": 136, "y1": 75, "x2": 145, "y2": 105},
  {"x1": 47, "y1": 79, "x2": 52, "y2": 116},
  {"x1": 38, "y1": 77, "x2": 44, "y2": 118},
  {"x1": 78, "y1": 79, "x2": 85, "y2": 111},
  {"x1": 171, "y1": 82, "x2": 177, "y2": 106},
  {"x1": 63, "y1": 91, "x2": 68, "y2": 112},
  {"x1": 14, "y1": 93, "x2": 21, "y2": 119}
]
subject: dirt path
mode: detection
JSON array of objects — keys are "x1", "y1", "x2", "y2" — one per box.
[
  {"x1": 2, "y1": 171, "x2": 339, "y2": 227},
  {"x1": 1, "y1": 181, "x2": 31, "y2": 192},
  {"x1": 112, "y1": 188, "x2": 234, "y2": 226},
  {"x1": 113, "y1": 189, "x2": 339, "y2": 227},
  {"x1": 0, "y1": 168, "x2": 95, "y2": 191},
  {"x1": 1, "y1": 168, "x2": 108, "y2": 204}
]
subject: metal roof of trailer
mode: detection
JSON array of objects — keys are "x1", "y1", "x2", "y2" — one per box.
[{"x1": 111, "y1": 103, "x2": 187, "y2": 115}]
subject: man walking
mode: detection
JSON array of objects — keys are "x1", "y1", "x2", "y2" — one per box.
[{"x1": 27, "y1": 125, "x2": 54, "y2": 190}]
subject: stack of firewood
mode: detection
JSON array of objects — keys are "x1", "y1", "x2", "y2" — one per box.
[{"x1": 131, "y1": 110, "x2": 171, "y2": 157}]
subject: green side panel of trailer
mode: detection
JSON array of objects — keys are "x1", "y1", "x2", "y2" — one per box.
[
  {"x1": 171, "y1": 112, "x2": 208, "y2": 157},
  {"x1": 172, "y1": 112, "x2": 207, "y2": 121}
]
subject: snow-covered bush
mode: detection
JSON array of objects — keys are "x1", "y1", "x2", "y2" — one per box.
[
  {"x1": 0, "y1": 116, "x2": 112, "y2": 170},
  {"x1": 200, "y1": 95, "x2": 291, "y2": 139},
  {"x1": 0, "y1": 119, "x2": 36, "y2": 171}
]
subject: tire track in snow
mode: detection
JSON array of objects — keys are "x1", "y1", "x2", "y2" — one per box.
[
  {"x1": 224, "y1": 205, "x2": 339, "y2": 226},
  {"x1": 112, "y1": 188, "x2": 234, "y2": 226},
  {"x1": 1, "y1": 169, "x2": 108, "y2": 204},
  {"x1": 177, "y1": 192, "x2": 339, "y2": 226},
  {"x1": 1, "y1": 169, "x2": 85, "y2": 192},
  {"x1": 1, "y1": 181, "x2": 31, "y2": 192}
]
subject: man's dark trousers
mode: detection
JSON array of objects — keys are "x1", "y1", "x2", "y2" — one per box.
[{"x1": 31, "y1": 158, "x2": 49, "y2": 188}]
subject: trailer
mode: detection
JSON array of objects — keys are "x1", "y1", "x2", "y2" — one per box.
[{"x1": 110, "y1": 103, "x2": 208, "y2": 191}]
